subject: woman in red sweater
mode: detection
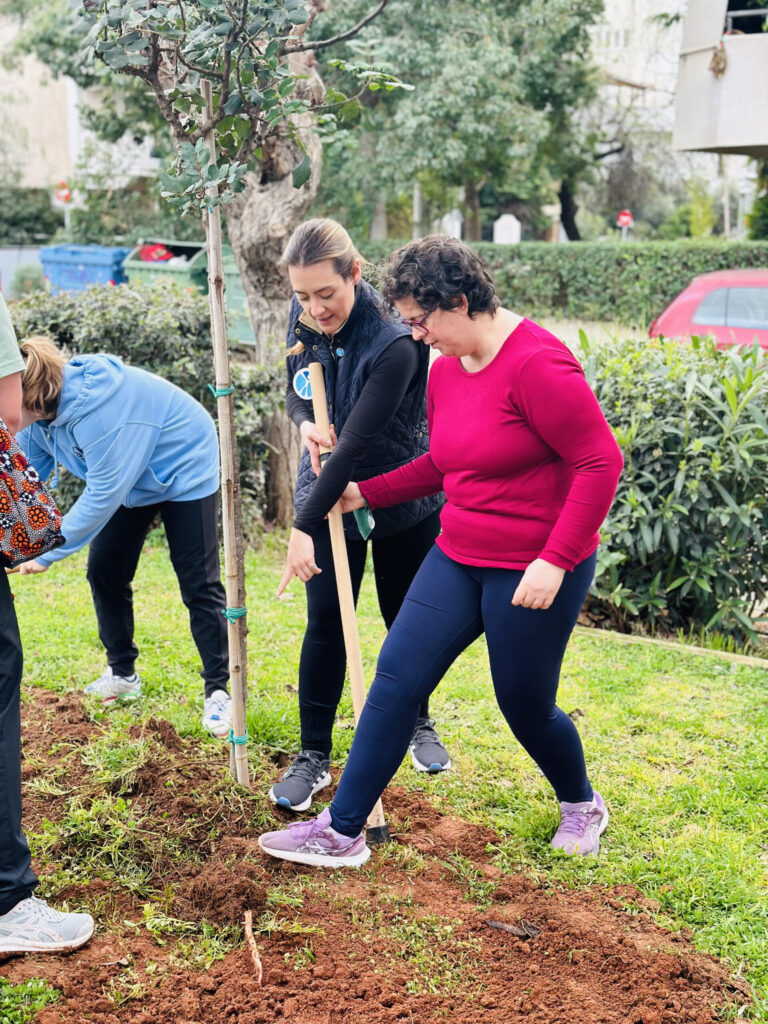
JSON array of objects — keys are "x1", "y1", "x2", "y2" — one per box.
[{"x1": 260, "y1": 236, "x2": 623, "y2": 868}]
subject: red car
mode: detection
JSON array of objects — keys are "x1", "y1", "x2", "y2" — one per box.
[{"x1": 649, "y1": 269, "x2": 768, "y2": 349}]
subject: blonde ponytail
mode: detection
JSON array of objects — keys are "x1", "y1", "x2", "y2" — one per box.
[{"x1": 20, "y1": 336, "x2": 66, "y2": 420}]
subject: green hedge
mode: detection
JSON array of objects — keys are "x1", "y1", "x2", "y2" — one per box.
[
  {"x1": 362, "y1": 238, "x2": 768, "y2": 327},
  {"x1": 582, "y1": 332, "x2": 768, "y2": 640},
  {"x1": 9, "y1": 282, "x2": 281, "y2": 524}
]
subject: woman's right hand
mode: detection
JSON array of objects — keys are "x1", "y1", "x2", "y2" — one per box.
[
  {"x1": 299, "y1": 420, "x2": 336, "y2": 475},
  {"x1": 339, "y1": 481, "x2": 365, "y2": 513}
]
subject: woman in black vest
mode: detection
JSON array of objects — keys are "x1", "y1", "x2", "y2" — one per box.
[{"x1": 270, "y1": 218, "x2": 447, "y2": 811}]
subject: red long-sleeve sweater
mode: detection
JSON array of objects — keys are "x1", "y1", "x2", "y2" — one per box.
[{"x1": 359, "y1": 319, "x2": 623, "y2": 572}]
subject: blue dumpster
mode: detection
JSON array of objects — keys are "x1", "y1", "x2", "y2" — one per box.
[{"x1": 40, "y1": 244, "x2": 132, "y2": 295}]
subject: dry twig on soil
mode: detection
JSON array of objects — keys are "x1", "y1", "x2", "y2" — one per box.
[{"x1": 244, "y1": 909, "x2": 263, "y2": 984}]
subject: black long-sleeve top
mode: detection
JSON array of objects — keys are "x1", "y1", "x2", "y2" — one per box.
[{"x1": 289, "y1": 337, "x2": 421, "y2": 537}]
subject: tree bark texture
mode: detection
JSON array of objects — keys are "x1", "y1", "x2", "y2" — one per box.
[
  {"x1": 264, "y1": 403, "x2": 304, "y2": 524},
  {"x1": 464, "y1": 179, "x2": 482, "y2": 242},
  {"x1": 225, "y1": 56, "x2": 325, "y2": 365},
  {"x1": 558, "y1": 180, "x2": 581, "y2": 241}
]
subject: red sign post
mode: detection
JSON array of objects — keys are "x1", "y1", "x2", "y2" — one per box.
[
  {"x1": 53, "y1": 182, "x2": 72, "y2": 206},
  {"x1": 616, "y1": 208, "x2": 634, "y2": 240}
]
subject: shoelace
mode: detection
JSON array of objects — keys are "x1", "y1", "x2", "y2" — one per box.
[
  {"x1": 411, "y1": 719, "x2": 439, "y2": 746},
  {"x1": 284, "y1": 753, "x2": 326, "y2": 784},
  {"x1": 558, "y1": 807, "x2": 591, "y2": 836},
  {"x1": 205, "y1": 694, "x2": 229, "y2": 717},
  {"x1": 284, "y1": 816, "x2": 335, "y2": 850}
]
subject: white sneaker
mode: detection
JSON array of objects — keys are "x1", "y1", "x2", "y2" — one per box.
[
  {"x1": 84, "y1": 667, "x2": 142, "y2": 706},
  {"x1": 202, "y1": 689, "x2": 232, "y2": 739},
  {"x1": 0, "y1": 895, "x2": 94, "y2": 954}
]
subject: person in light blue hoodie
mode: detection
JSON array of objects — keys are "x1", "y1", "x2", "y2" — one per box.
[{"x1": 15, "y1": 336, "x2": 231, "y2": 738}]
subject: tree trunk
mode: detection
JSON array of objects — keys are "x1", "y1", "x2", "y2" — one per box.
[
  {"x1": 223, "y1": 55, "x2": 324, "y2": 525},
  {"x1": 464, "y1": 180, "x2": 482, "y2": 241},
  {"x1": 558, "y1": 180, "x2": 581, "y2": 241},
  {"x1": 264, "y1": 404, "x2": 304, "y2": 524}
]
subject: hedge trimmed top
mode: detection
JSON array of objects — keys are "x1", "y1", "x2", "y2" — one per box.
[{"x1": 363, "y1": 239, "x2": 768, "y2": 328}]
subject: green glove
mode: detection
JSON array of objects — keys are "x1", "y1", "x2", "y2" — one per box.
[{"x1": 353, "y1": 499, "x2": 375, "y2": 540}]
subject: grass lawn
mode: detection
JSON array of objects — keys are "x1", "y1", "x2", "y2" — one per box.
[{"x1": 8, "y1": 529, "x2": 768, "y2": 1021}]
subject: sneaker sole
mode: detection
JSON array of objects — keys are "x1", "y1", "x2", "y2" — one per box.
[
  {"x1": 268, "y1": 771, "x2": 332, "y2": 812},
  {"x1": 203, "y1": 721, "x2": 231, "y2": 739},
  {"x1": 88, "y1": 691, "x2": 141, "y2": 708},
  {"x1": 409, "y1": 748, "x2": 452, "y2": 774},
  {"x1": 257, "y1": 837, "x2": 371, "y2": 869},
  {"x1": 0, "y1": 922, "x2": 95, "y2": 955}
]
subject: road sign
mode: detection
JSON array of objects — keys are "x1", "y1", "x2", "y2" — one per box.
[
  {"x1": 53, "y1": 183, "x2": 72, "y2": 206},
  {"x1": 616, "y1": 209, "x2": 633, "y2": 228}
]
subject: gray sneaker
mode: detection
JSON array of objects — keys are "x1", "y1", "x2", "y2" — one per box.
[
  {"x1": 269, "y1": 749, "x2": 331, "y2": 812},
  {"x1": 409, "y1": 717, "x2": 451, "y2": 773},
  {"x1": 84, "y1": 667, "x2": 141, "y2": 707},
  {"x1": 0, "y1": 895, "x2": 95, "y2": 954}
]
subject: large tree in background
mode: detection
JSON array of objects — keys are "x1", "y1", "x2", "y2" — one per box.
[{"x1": 311, "y1": 0, "x2": 602, "y2": 240}]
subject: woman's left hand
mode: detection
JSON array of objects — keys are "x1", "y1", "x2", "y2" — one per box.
[
  {"x1": 511, "y1": 559, "x2": 565, "y2": 610},
  {"x1": 276, "y1": 528, "x2": 323, "y2": 597},
  {"x1": 17, "y1": 560, "x2": 48, "y2": 576}
]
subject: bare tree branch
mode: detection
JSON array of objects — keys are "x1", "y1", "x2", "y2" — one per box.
[{"x1": 286, "y1": 0, "x2": 391, "y2": 53}]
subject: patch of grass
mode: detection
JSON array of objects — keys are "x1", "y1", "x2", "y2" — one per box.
[
  {"x1": 0, "y1": 977, "x2": 60, "y2": 1023},
  {"x1": 34, "y1": 796, "x2": 156, "y2": 897},
  {"x1": 102, "y1": 968, "x2": 146, "y2": 1007},
  {"x1": 171, "y1": 923, "x2": 243, "y2": 971},
  {"x1": 442, "y1": 852, "x2": 496, "y2": 910},
  {"x1": 80, "y1": 734, "x2": 152, "y2": 794},
  {"x1": 383, "y1": 914, "x2": 483, "y2": 996}
]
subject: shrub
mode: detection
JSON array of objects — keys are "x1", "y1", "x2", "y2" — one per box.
[
  {"x1": 0, "y1": 188, "x2": 64, "y2": 245},
  {"x1": 10, "y1": 282, "x2": 282, "y2": 524},
  {"x1": 363, "y1": 238, "x2": 768, "y2": 327},
  {"x1": 581, "y1": 332, "x2": 768, "y2": 639}
]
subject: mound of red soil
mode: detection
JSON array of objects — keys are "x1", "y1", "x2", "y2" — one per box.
[{"x1": 3, "y1": 688, "x2": 750, "y2": 1023}]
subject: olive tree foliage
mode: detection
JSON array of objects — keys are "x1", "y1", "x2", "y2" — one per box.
[
  {"x1": 74, "y1": 0, "x2": 408, "y2": 363},
  {"x1": 313, "y1": 0, "x2": 602, "y2": 240}
]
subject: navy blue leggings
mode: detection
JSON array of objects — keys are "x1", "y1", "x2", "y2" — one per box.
[{"x1": 330, "y1": 546, "x2": 596, "y2": 838}]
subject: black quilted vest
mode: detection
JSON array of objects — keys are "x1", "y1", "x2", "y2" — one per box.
[{"x1": 288, "y1": 280, "x2": 443, "y2": 539}]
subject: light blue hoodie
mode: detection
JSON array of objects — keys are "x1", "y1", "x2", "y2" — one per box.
[{"x1": 17, "y1": 355, "x2": 219, "y2": 566}]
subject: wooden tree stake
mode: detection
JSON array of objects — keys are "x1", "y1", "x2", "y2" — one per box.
[
  {"x1": 308, "y1": 362, "x2": 389, "y2": 843},
  {"x1": 203, "y1": 80, "x2": 250, "y2": 788}
]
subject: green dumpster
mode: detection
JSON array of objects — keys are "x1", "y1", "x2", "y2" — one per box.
[
  {"x1": 124, "y1": 239, "x2": 255, "y2": 349},
  {"x1": 123, "y1": 239, "x2": 209, "y2": 293},
  {"x1": 222, "y1": 246, "x2": 256, "y2": 348}
]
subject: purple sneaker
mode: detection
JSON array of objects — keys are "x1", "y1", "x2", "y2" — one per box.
[
  {"x1": 550, "y1": 791, "x2": 609, "y2": 855},
  {"x1": 258, "y1": 808, "x2": 371, "y2": 868}
]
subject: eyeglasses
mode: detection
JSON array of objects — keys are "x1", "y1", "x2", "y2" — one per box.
[{"x1": 400, "y1": 309, "x2": 435, "y2": 336}]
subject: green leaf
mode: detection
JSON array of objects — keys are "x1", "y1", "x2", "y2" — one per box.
[
  {"x1": 291, "y1": 153, "x2": 311, "y2": 189},
  {"x1": 222, "y1": 93, "x2": 244, "y2": 115}
]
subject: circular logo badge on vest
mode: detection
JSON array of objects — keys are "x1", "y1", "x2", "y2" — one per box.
[
  {"x1": 292, "y1": 367, "x2": 313, "y2": 400},
  {"x1": 336, "y1": 347, "x2": 345, "y2": 357}
]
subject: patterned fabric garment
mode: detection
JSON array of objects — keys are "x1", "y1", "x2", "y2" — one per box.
[{"x1": 0, "y1": 420, "x2": 64, "y2": 567}]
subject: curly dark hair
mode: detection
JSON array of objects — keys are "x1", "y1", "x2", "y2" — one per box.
[{"x1": 380, "y1": 236, "x2": 499, "y2": 318}]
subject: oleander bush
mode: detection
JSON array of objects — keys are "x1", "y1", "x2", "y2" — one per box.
[
  {"x1": 9, "y1": 282, "x2": 282, "y2": 523},
  {"x1": 363, "y1": 238, "x2": 768, "y2": 326},
  {"x1": 581, "y1": 332, "x2": 768, "y2": 639}
]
